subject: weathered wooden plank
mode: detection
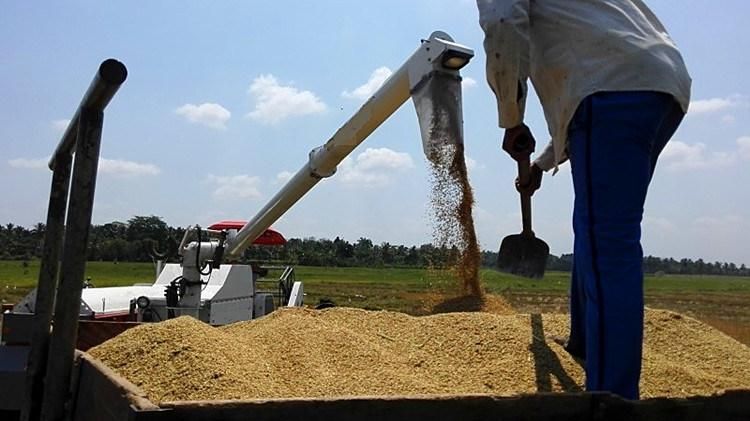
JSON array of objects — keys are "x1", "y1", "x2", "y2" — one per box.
[
  {"x1": 68, "y1": 353, "x2": 750, "y2": 421},
  {"x1": 71, "y1": 353, "x2": 161, "y2": 421},
  {"x1": 159, "y1": 390, "x2": 750, "y2": 421}
]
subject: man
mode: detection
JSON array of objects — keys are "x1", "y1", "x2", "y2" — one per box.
[{"x1": 477, "y1": 0, "x2": 691, "y2": 399}]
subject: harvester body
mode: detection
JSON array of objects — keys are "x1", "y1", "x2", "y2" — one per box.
[{"x1": 10, "y1": 264, "x2": 271, "y2": 324}]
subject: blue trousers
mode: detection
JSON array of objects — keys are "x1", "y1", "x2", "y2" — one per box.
[{"x1": 566, "y1": 91, "x2": 684, "y2": 399}]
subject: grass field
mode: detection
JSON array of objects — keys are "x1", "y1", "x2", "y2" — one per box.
[{"x1": 2, "y1": 260, "x2": 750, "y2": 345}]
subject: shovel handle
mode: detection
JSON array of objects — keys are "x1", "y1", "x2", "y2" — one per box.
[{"x1": 518, "y1": 158, "x2": 534, "y2": 237}]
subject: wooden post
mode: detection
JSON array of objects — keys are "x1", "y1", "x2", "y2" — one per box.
[{"x1": 40, "y1": 107, "x2": 104, "y2": 421}]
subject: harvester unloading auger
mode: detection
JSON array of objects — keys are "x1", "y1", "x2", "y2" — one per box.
[
  {"x1": 228, "y1": 31, "x2": 472, "y2": 256},
  {"x1": 160, "y1": 31, "x2": 474, "y2": 321}
]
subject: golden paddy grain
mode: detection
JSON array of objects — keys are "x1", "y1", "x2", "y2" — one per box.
[{"x1": 89, "y1": 304, "x2": 750, "y2": 404}]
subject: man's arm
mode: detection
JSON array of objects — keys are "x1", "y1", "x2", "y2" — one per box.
[
  {"x1": 533, "y1": 140, "x2": 568, "y2": 172},
  {"x1": 478, "y1": 0, "x2": 530, "y2": 129}
]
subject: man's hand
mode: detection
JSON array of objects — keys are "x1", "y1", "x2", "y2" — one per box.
[
  {"x1": 516, "y1": 163, "x2": 543, "y2": 196},
  {"x1": 502, "y1": 123, "x2": 536, "y2": 162}
]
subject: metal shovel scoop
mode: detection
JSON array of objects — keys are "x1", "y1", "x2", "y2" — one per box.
[{"x1": 497, "y1": 132, "x2": 549, "y2": 279}]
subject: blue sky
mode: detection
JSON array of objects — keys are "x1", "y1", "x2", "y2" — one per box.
[{"x1": 1, "y1": 1, "x2": 749, "y2": 265}]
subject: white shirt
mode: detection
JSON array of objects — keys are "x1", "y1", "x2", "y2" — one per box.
[{"x1": 477, "y1": 0, "x2": 692, "y2": 171}]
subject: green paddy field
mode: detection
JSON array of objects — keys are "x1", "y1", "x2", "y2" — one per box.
[{"x1": 2, "y1": 260, "x2": 749, "y2": 345}]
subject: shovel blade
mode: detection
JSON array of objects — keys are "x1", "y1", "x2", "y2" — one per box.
[{"x1": 497, "y1": 234, "x2": 550, "y2": 279}]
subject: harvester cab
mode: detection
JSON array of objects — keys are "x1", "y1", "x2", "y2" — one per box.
[{"x1": 131, "y1": 221, "x2": 302, "y2": 324}]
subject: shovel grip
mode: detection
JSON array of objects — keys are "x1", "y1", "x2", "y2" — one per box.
[{"x1": 518, "y1": 158, "x2": 534, "y2": 236}]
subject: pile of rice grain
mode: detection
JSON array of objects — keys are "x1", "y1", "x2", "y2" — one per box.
[{"x1": 89, "y1": 306, "x2": 750, "y2": 403}]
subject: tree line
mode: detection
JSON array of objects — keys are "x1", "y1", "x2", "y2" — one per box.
[{"x1": 1, "y1": 216, "x2": 748, "y2": 276}]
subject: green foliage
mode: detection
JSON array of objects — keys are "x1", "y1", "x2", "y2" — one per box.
[
  {"x1": 1, "y1": 217, "x2": 749, "y2": 276},
  {"x1": 2, "y1": 261, "x2": 748, "y2": 295},
  {"x1": 2, "y1": 261, "x2": 749, "y2": 307},
  {"x1": 0, "y1": 259, "x2": 40, "y2": 289}
]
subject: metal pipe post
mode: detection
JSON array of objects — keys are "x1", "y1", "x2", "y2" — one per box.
[
  {"x1": 40, "y1": 108, "x2": 104, "y2": 421},
  {"x1": 20, "y1": 154, "x2": 73, "y2": 421},
  {"x1": 48, "y1": 59, "x2": 126, "y2": 170}
]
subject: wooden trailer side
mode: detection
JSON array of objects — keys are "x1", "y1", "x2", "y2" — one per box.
[{"x1": 71, "y1": 352, "x2": 165, "y2": 421}]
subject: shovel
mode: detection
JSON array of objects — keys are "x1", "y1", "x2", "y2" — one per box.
[{"x1": 497, "y1": 131, "x2": 550, "y2": 279}]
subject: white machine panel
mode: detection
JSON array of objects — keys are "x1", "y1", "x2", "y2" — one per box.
[
  {"x1": 211, "y1": 297, "x2": 254, "y2": 325},
  {"x1": 287, "y1": 281, "x2": 304, "y2": 307},
  {"x1": 253, "y1": 293, "x2": 275, "y2": 319},
  {"x1": 80, "y1": 285, "x2": 154, "y2": 315},
  {"x1": 61, "y1": 263, "x2": 255, "y2": 319}
]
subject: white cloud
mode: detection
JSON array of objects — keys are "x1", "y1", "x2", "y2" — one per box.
[
  {"x1": 52, "y1": 119, "x2": 71, "y2": 133},
  {"x1": 738, "y1": 136, "x2": 750, "y2": 160},
  {"x1": 694, "y1": 215, "x2": 746, "y2": 231},
  {"x1": 670, "y1": 214, "x2": 750, "y2": 266},
  {"x1": 462, "y1": 77, "x2": 478, "y2": 89},
  {"x1": 465, "y1": 155, "x2": 484, "y2": 171},
  {"x1": 9, "y1": 156, "x2": 160, "y2": 177},
  {"x1": 207, "y1": 174, "x2": 262, "y2": 200},
  {"x1": 99, "y1": 159, "x2": 161, "y2": 177},
  {"x1": 246, "y1": 74, "x2": 326, "y2": 124},
  {"x1": 338, "y1": 147, "x2": 414, "y2": 187},
  {"x1": 689, "y1": 95, "x2": 746, "y2": 115},
  {"x1": 643, "y1": 216, "x2": 677, "y2": 233},
  {"x1": 275, "y1": 170, "x2": 294, "y2": 185},
  {"x1": 660, "y1": 140, "x2": 735, "y2": 171},
  {"x1": 342, "y1": 67, "x2": 393, "y2": 100},
  {"x1": 8, "y1": 158, "x2": 48, "y2": 169},
  {"x1": 175, "y1": 103, "x2": 231, "y2": 130},
  {"x1": 721, "y1": 115, "x2": 736, "y2": 124}
]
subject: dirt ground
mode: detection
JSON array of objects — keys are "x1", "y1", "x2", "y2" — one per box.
[{"x1": 502, "y1": 291, "x2": 750, "y2": 347}]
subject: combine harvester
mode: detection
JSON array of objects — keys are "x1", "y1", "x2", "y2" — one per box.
[
  {"x1": 2, "y1": 31, "x2": 748, "y2": 421},
  {"x1": 10, "y1": 222, "x2": 299, "y2": 328}
]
